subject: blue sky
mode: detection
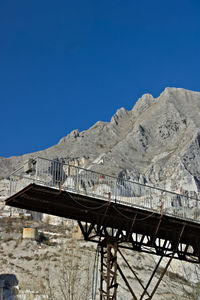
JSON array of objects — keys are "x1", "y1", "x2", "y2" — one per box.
[{"x1": 1, "y1": 0, "x2": 200, "y2": 157}]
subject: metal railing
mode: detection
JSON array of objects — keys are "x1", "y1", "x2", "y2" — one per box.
[{"x1": 9, "y1": 157, "x2": 200, "y2": 223}]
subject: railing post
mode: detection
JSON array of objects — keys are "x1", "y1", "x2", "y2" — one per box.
[
  {"x1": 183, "y1": 196, "x2": 185, "y2": 218},
  {"x1": 150, "y1": 188, "x2": 152, "y2": 209},
  {"x1": 35, "y1": 157, "x2": 38, "y2": 179},
  {"x1": 9, "y1": 176, "x2": 12, "y2": 196},
  {"x1": 76, "y1": 167, "x2": 79, "y2": 192},
  {"x1": 114, "y1": 179, "x2": 117, "y2": 203}
]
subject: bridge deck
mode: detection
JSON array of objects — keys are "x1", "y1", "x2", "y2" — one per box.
[{"x1": 6, "y1": 183, "x2": 200, "y2": 263}]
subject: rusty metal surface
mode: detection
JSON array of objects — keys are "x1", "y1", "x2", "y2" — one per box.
[{"x1": 100, "y1": 243, "x2": 118, "y2": 300}]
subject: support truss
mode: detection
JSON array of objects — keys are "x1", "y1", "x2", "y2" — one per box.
[
  {"x1": 78, "y1": 221, "x2": 199, "y2": 263},
  {"x1": 78, "y1": 221, "x2": 191, "y2": 299},
  {"x1": 98, "y1": 237, "x2": 178, "y2": 300}
]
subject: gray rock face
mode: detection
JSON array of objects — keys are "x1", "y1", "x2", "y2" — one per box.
[{"x1": 1, "y1": 87, "x2": 200, "y2": 197}]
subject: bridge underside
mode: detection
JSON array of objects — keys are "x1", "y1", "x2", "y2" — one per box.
[{"x1": 6, "y1": 183, "x2": 200, "y2": 264}]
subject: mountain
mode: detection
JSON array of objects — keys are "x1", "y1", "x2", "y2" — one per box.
[
  {"x1": 1, "y1": 87, "x2": 200, "y2": 198},
  {"x1": 1, "y1": 87, "x2": 200, "y2": 299}
]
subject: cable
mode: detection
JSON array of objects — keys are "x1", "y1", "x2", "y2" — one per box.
[
  {"x1": 65, "y1": 189, "x2": 109, "y2": 210},
  {"x1": 91, "y1": 246, "x2": 98, "y2": 300},
  {"x1": 94, "y1": 245, "x2": 100, "y2": 300},
  {"x1": 112, "y1": 204, "x2": 156, "y2": 222},
  {"x1": 91, "y1": 196, "x2": 112, "y2": 299},
  {"x1": 66, "y1": 188, "x2": 157, "y2": 227},
  {"x1": 135, "y1": 211, "x2": 156, "y2": 222},
  {"x1": 66, "y1": 187, "x2": 157, "y2": 222},
  {"x1": 91, "y1": 203, "x2": 110, "y2": 300},
  {"x1": 64, "y1": 189, "x2": 111, "y2": 300}
]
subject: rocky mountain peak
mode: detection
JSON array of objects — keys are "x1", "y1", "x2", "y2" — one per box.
[
  {"x1": 59, "y1": 129, "x2": 80, "y2": 144},
  {"x1": 110, "y1": 107, "x2": 128, "y2": 125},
  {"x1": 131, "y1": 92, "x2": 155, "y2": 118}
]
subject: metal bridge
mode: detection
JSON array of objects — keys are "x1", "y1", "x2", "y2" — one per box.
[{"x1": 5, "y1": 157, "x2": 200, "y2": 300}]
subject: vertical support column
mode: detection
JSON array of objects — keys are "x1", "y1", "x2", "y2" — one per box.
[{"x1": 100, "y1": 242, "x2": 118, "y2": 300}]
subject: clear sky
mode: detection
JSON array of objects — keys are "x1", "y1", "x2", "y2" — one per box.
[{"x1": 1, "y1": 0, "x2": 200, "y2": 157}]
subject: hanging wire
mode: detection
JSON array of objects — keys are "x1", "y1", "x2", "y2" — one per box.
[
  {"x1": 64, "y1": 190, "x2": 111, "y2": 300},
  {"x1": 65, "y1": 188, "x2": 156, "y2": 224},
  {"x1": 94, "y1": 245, "x2": 100, "y2": 300},
  {"x1": 91, "y1": 245, "x2": 99, "y2": 300},
  {"x1": 65, "y1": 189, "x2": 109, "y2": 210},
  {"x1": 112, "y1": 204, "x2": 156, "y2": 221}
]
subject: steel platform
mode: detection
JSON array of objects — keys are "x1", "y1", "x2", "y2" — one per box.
[{"x1": 5, "y1": 183, "x2": 200, "y2": 263}]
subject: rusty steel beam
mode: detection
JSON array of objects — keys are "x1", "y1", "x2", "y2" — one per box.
[
  {"x1": 150, "y1": 217, "x2": 162, "y2": 247},
  {"x1": 139, "y1": 255, "x2": 163, "y2": 300},
  {"x1": 118, "y1": 248, "x2": 150, "y2": 298},
  {"x1": 127, "y1": 214, "x2": 137, "y2": 241},
  {"x1": 99, "y1": 242, "x2": 118, "y2": 300},
  {"x1": 116, "y1": 262, "x2": 138, "y2": 300}
]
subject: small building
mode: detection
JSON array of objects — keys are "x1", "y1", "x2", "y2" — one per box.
[{"x1": 23, "y1": 228, "x2": 38, "y2": 240}]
